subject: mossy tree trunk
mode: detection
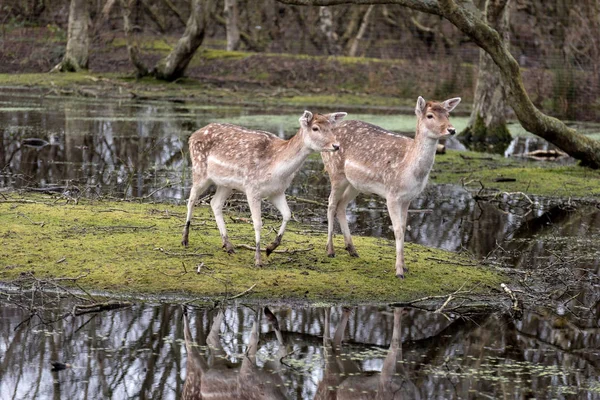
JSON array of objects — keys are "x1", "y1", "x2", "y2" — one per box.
[
  {"x1": 56, "y1": 0, "x2": 90, "y2": 72},
  {"x1": 277, "y1": 0, "x2": 600, "y2": 169},
  {"x1": 461, "y1": 0, "x2": 512, "y2": 153}
]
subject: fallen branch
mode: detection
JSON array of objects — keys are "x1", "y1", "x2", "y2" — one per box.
[
  {"x1": 73, "y1": 301, "x2": 132, "y2": 316},
  {"x1": 154, "y1": 247, "x2": 212, "y2": 257},
  {"x1": 425, "y1": 257, "x2": 477, "y2": 266}
]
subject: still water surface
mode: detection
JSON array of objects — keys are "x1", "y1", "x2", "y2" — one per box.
[
  {"x1": 0, "y1": 88, "x2": 599, "y2": 399},
  {"x1": 1, "y1": 303, "x2": 599, "y2": 399}
]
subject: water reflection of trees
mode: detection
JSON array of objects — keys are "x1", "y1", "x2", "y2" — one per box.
[
  {"x1": 1, "y1": 303, "x2": 597, "y2": 399},
  {"x1": 1, "y1": 96, "x2": 195, "y2": 199}
]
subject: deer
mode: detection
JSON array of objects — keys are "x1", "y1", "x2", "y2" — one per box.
[
  {"x1": 321, "y1": 96, "x2": 461, "y2": 279},
  {"x1": 182, "y1": 110, "x2": 347, "y2": 267}
]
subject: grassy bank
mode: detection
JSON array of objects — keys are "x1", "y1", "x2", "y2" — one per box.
[
  {"x1": 0, "y1": 192, "x2": 501, "y2": 303},
  {"x1": 433, "y1": 150, "x2": 600, "y2": 199}
]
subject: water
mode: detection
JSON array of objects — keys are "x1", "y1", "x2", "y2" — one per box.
[
  {"x1": 1, "y1": 88, "x2": 599, "y2": 399},
  {"x1": 1, "y1": 302, "x2": 598, "y2": 399}
]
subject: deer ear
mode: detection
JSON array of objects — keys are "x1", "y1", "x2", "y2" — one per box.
[
  {"x1": 300, "y1": 110, "x2": 313, "y2": 128},
  {"x1": 328, "y1": 112, "x2": 347, "y2": 124},
  {"x1": 443, "y1": 97, "x2": 461, "y2": 113},
  {"x1": 415, "y1": 96, "x2": 426, "y2": 117}
]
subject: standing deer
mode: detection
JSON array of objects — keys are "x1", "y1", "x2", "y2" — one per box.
[
  {"x1": 321, "y1": 97, "x2": 461, "y2": 278},
  {"x1": 182, "y1": 110, "x2": 347, "y2": 266}
]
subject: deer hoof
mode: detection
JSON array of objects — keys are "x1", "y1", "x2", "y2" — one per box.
[
  {"x1": 223, "y1": 243, "x2": 235, "y2": 254},
  {"x1": 396, "y1": 273, "x2": 405, "y2": 279},
  {"x1": 327, "y1": 252, "x2": 336, "y2": 258},
  {"x1": 266, "y1": 244, "x2": 276, "y2": 257},
  {"x1": 182, "y1": 239, "x2": 189, "y2": 247},
  {"x1": 346, "y1": 245, "x2": 359, "y2": 257}
]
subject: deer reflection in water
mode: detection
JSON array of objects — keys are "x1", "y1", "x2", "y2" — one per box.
[
  {"x1": 182, "y1": 307, "x2": 418, "y2": 400},
  {"x1": 317, "y1": 307, "x2": 419, "y2": 400},
  {"x1": 182, "y1": 307, "x2": 289, "y2": 400}
]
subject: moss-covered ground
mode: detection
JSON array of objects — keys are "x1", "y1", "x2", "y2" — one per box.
[
  {"x1": 432, "y1": 150, "x2": 600, "y2": 199},
  {"x1": 0, "y1": 192, "x2": 501, "y2": 303}
]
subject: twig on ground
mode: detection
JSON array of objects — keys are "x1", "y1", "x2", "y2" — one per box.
[
  {"x1": 154, "y1": 247, "x2": 212, "y2": 257},
  {"x1": 227, "y1": 283, "x2": 257, "y2": 300},
  {"x1": 235, "y1": 243, "x2": 314, "y2": 254}
]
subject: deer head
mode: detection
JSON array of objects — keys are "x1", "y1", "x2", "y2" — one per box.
[
  {"x1": 299, "y1": 110, "x2": 346, "y2": 152},
  {"x1": 415, "y1": 96, "x2": 461, "y2": 140}
]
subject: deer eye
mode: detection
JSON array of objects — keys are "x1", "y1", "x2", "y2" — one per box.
[
  {"x1": 427, "y1": 114, "x2": 434, "y2": 119},
  {"x1": 312, "y1": 126, "x2": 319, "y2": 132}
]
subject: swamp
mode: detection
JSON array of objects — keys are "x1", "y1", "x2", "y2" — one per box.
[{"x1": 1, "y1": 0, "x2": 600, "y2": 398}]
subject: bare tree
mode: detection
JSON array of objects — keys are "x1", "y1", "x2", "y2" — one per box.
[
  {"x1": 54, "y1": 0, "x2": 90, "y2": 71},
  {"x1": 461, "y1": 0, "x2": 512, "y2": 152},
  {"x1": 276, "y1": 0, "x2": 600, "y2": 168},
  {"x1": 152, "y1": 0, "x2": 213, "y2": 81},
  {"x1": 119, "y1": 0, "x2": 213, "y2": 82}
]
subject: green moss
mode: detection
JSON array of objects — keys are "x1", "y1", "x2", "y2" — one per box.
[
  {"x1": 111, "y1": 38, "x2": 174, "y2": 52},
  {"x1": 0, "y1": 193, "x2": 501, "y2": 303},
  {"x1": 198, "y1": 48, "x2": 252, "y2": 61},
  {"x1": 433, "y1": 150, "x2": 600, "y2": 198}
]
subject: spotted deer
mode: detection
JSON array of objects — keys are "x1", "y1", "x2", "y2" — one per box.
[
  {"x1": 321, "y1": 97, "x2": 461, "y2": 278},
  {"x1": 182, "y1": 110, "x2": 347, "y2": 266}
]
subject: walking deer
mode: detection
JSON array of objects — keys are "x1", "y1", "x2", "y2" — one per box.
[
  {"x1": 182, "y1": 110, "x2": 347, "y2": 266},
  {"x1": 321, "y1": 96, "x2": 461, "y2": 278}
]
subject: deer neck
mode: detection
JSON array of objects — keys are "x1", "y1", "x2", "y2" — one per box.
[
  {"x1": 271, "y1": 129, "x2": 312, "y2": 178},
  {"x1": 405, "y1": 125, "x2": 439, "y2": 181}
]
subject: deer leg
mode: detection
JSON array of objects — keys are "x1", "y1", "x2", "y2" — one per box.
[
  {"x1": 387, "y1": 199, "x2": 407, "y2": 279},
  {"x1": 400, "y1": 202, "x2": 410, "y2": 273},
  {"x1": 336, "y1": 185, "x2": 360, "y2": 257},
  {"x1": 326, "y1": 182, "x2": 348, "y2": 257},
  {"x1": 182, "y1": 180, "x2": 211, "y2": 247},
  {"x1": 246, "y1": 194, "x2": 263, "y2": 267},
  {"x1": 210, "y1": 186, "x2": 235, "y2": 254},
  {"x1": 266, "y1": 193, "x2": 291, "y2": 256}
]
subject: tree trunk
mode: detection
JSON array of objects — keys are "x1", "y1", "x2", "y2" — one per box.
[
  {"x1": 318, "y1": 6, "x2": 342, "y2": 55},
  {"x1": 224, "y1": 0, "x2": 241, "y2": 51},
  {"x1": 276, "y1": 0, "x2": 600, "y2": 168},
  {"x1": 152, "y1": 0, "x2": 211, "y2": 81},
  {"x1": 119, "y1": 0, "x2": 149, "y2": 78},
  {"x1": 57, "y1": 0, "x2": 90, "y2": 71},
  {"x1": 347, "y1": 5, "x2": 374, "y2": 57},
  {"x1": 461, "y1": 0, "x2": 512, "y2": 153}
]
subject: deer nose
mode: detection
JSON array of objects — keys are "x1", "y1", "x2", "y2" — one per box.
[
  {"x1": 448, "y1": 128, "x2": 456, "y2": 135},
  {"x1": 332, "y1": 144, "x2": 340, "y2": 151}
]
